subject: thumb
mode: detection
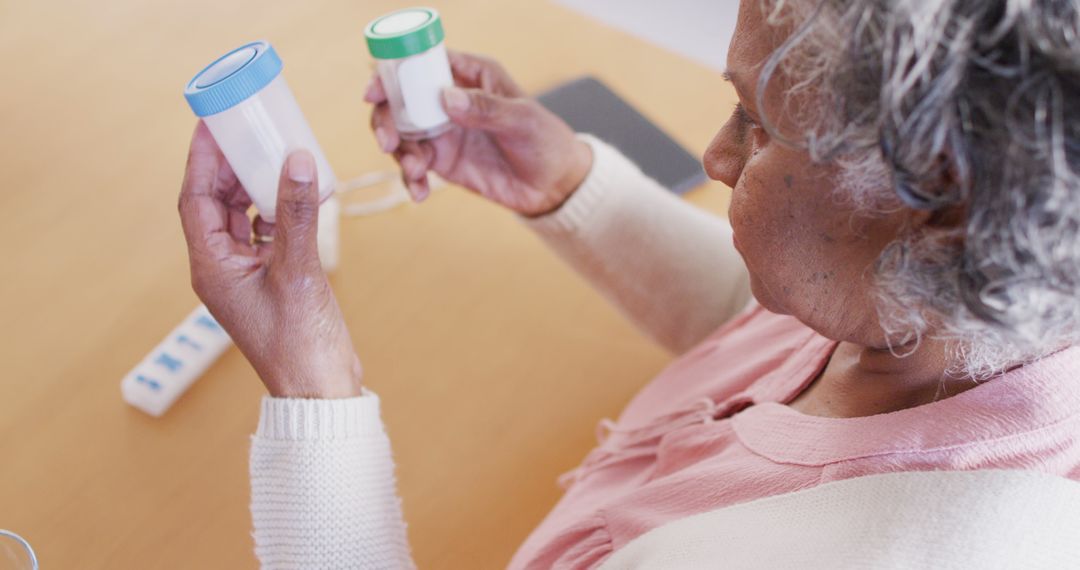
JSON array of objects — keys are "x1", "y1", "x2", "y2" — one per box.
[
  {"x1": 441, "y1": 86, "x2": 531, "y2": 133},
  {"x1": 273, "y1": 150, "x2": 321, "y2": 271}
]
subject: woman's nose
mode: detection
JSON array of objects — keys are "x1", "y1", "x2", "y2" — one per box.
[{"x1": 703, "y1": 123, "x2": 746, "y2": 189}]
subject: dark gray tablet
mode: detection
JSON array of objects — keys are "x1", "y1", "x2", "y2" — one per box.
[{"x1": 537, "y1": 76, "x2": 708, "y2": 195}]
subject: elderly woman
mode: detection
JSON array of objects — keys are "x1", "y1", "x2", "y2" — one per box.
[{"x1": 178, "y1": 0, "x2": 1080, "y2": 568}]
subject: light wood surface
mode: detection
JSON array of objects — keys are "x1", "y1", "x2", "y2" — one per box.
[{"x1": 0, "y1": 1, "x2": 736, "y2": 568}]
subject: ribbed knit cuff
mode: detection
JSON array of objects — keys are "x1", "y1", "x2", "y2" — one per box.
[
  {"x1": 523, "y1": 134, "x2": 644, "y2": 235},
  {"x1": 255, "y1": 390, "x2": 383, "y2": 441}
]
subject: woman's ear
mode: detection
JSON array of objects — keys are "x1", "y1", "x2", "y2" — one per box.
[
  {"x1": 905, "y1": 153, "x2": 969, "y2": 231},
  {"x1": 924, "y1": 201, "x2": 967, "y2": 229}
]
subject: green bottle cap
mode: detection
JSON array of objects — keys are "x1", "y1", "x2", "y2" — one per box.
[{"x1": 365, "y1": 7, "x2": 445, "y2": 60}]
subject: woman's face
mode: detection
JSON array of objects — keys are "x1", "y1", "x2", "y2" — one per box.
[{"x1": 704, "y1": 0, "x2": 913, "y2": 345}]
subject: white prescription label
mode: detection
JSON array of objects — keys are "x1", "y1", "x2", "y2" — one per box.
[{"x1": 398, "y1": 43, "x2": 454, "y2": 130}]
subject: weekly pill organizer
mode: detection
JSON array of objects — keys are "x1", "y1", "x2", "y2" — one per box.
[{"x1": 121, "y1": 306, "x2": 232, "y2": 417}]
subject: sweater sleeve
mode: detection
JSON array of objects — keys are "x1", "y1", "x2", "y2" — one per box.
[
  {"x1": 250, "y1": 391, "x2": 415, "y2": 570},
  {"x1": 523, "y1": 135, "x2": 752, "y2": 354}
]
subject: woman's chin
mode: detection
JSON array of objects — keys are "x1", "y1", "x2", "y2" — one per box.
[{"x1": 747, "y1": 276, "x2": 787, "y2": 316}]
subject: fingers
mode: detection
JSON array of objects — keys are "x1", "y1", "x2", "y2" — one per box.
[
  {"x1": 227, "y1": 207, "x2": 251, "y2": 244},
  {"x1": 367, "y1": 54, "x2": 528, "y2": 136},
  {"x1": 441, "y1": 86, "x2": 534, "y2": 134},
  {"x1": 272, "y1": 151, "x2": 322, "y2": 273},
  {"x1": 370, "y1": 102, "x2": 400, "y2": 153},
  {"x1": 447, "y1": 51, "x2": 486, "y2": 87},
  {"x1": 402, "y1": 171, "x2": 431, "y2": 202},
  {"x1": 366, "y1": 74, "x2": 402, "y2": 154},
  {"x1": 178, "y1": 122, "x2": 245, "y2": 259},
  {"x1": 368, "y1": 89, "x2": 433, "y2": 202},
  {"x1": 363, "y1": 74, "x2": 387, "y2": 103},
  {"x1": 395, "y1": 141, "x2": 435, "y2": 202},
  {"x1": 447, "y1": 51, "x2": 524, "y2": 97}
]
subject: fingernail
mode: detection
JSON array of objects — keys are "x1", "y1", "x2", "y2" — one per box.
[
  {"x1": 286, "y1": 151, "x2": 315, "y2": 184},
  {"x1": 442, "y1": 87, "x2": 469, "y2": 114},
  {"x1": 409, "y1": 183, "x2": 429, "y2": 203},
  {"x1": 375, "y1": 128, "x2": 393, "y2": 152}
]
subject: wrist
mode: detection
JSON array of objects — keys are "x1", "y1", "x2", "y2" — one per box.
[
  {"x1": 263, "y1": 354, "x2": 364, "y2": 399},
  {"x1": 523, "y1": 139, "x2": 594, "y2": 218}
]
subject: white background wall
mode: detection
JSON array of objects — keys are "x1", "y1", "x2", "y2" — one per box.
[{"x1": 551, "y1": 0, "x2": 741, "y2": 72}]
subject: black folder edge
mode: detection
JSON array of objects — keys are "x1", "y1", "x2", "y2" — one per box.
[{"x1": 537, "y1": 76, "x2": 708, "y2": 195}]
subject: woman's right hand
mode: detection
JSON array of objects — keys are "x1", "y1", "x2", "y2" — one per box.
[
  {"x1": 178, "y1": 123, "x2": 363, "y2": 400},
  {"x1": 366, "y1": 51, "x2": 593, "y2": 217}
]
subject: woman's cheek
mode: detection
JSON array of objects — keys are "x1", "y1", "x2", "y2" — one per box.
[
  {"x1": 728, "y1": 180, "x2": 770, "y2": 272},
  {"x1": 727, "y1": 180, "x2": 752, "y2": 241},
  {"x1": 728, "y1": 158, "x2": 769, "y2": 237},
  {"x1": 731, "y1": 157, "x2": 793, "y2": 253}
]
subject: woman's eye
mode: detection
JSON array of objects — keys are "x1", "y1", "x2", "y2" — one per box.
[
  {"x1": 733, "y1": 103, "x2": 767, "y2": 149},
  {"x1": 733, "y1": 103, "x2": 755, "y2": 128}
]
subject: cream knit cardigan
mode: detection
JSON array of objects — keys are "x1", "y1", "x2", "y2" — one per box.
[{"x1": 598, "y1": 469, "x2": 1080, "y2": 570}]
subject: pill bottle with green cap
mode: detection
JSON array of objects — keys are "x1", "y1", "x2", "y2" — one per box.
[
  {"x1": 365, "y1": 7, "x2": 455, "y2": 140},
  {"x1": 184, "y1": 41, "x2": 336, "y2": 222}
]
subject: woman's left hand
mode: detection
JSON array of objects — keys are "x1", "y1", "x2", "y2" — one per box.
[{"x1": 177, "y1": 122, "x2": 363, "y2": 399}]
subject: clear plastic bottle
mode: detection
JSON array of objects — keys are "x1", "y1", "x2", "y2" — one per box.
[
  {"x1": 184, "y1": 41, "x2": 336, "y2": 222},
  {"x1": 0, "y1": 530, "x2": 37, "y2": 570},
  {"x1": 365, "y1": 8, "x2": 455, "y2": 140}
]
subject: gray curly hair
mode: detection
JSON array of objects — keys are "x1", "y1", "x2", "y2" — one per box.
[{"x1": 756, "y1": 0, "x2": 1080, "y2": 379}]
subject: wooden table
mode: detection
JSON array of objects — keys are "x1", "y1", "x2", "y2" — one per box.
[{"x1": 0, "y1": 1, "x2": 735, "y2": 567}]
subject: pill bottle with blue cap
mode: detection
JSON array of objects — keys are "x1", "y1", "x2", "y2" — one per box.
[
  {"x1": 184, "y1": 41, "x2": 336, "y2": 222},
  {"x1": 366, "y1": 7, "x2": 455, "y2": 140}
]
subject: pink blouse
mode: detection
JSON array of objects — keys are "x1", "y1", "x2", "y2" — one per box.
[{"x1": 508, "y1": 303, "x2": 1080, "y2": 569}]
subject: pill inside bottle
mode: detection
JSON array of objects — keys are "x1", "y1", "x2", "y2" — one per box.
[
  {"x1": 184, "y1": 41, "x2": 336, "y2": 222},
  {"x1": 365, "y1": 7, "x2": 455, "y2": 140}
]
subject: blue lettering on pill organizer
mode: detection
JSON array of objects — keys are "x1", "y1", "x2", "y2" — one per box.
[
  {"x1": 155, "y1": 353, "x2": 183, "y2": 372},
  {"x1": 176, "y1": 335, "x2": 203, "y2": 351},
  {"x1": 195, "y1": 314, "x2": 223, "y2": 333},
  {"x1": 136, "y1": 374, "x2": 162, "y2": 391}
]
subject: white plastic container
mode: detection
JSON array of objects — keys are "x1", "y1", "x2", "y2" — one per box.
[
  {"x1": 366, "y1": 8, "x2": 455, "y2": 140},
  {"x1": 184, "y1": 41, "x2": 336, "y2": 222}
]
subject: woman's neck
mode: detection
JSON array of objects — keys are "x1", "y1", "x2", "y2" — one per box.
[{"x1": 787, "y1": 338, "x2": 978, "y2": 418}]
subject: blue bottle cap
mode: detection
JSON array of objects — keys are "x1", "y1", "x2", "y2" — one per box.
[{"x1": 184, "y1": 41, "x2": 283, "y2": 117}]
